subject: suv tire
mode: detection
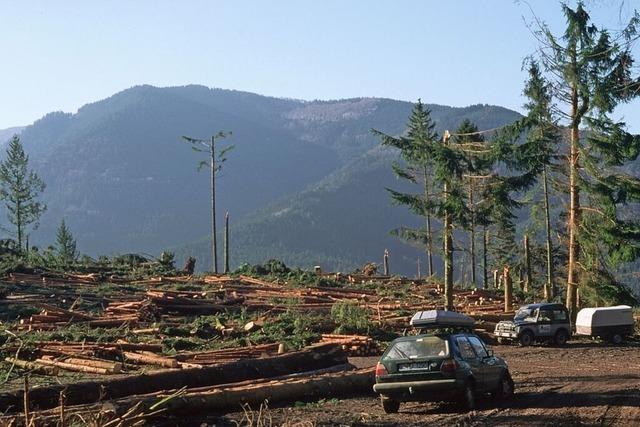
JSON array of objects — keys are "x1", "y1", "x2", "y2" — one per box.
[
  {"x1": 554, "y1": 329, "x2": 569, "y2": 346},
  {"x1": 381, "y1": 396, "x2": 400, "y2": 414},
  {"x1": 518, "y1": 330, "x2": 534, "y2": 346},
  {"x1": 460, "y1": 380, "x2": 476, "y2": 411},
  {"x1": 491, "y1": 371, "x2": 515, "y2": 401}
]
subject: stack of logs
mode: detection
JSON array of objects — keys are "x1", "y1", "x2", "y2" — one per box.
[
  {"x1": 3, "y1": 341, "x2": 289, "y2": 376},
  {"x1": 320, "y1": 334, "x2": 379, "y2": 356}
]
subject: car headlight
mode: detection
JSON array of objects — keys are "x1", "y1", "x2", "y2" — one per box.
[{"x1": 514, "y1": 326, "x2": 521, "y2": 332}]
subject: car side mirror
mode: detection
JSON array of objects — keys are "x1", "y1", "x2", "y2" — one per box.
[{"x1": 486, "y1": 349, "x2": 494, "y2": 357}]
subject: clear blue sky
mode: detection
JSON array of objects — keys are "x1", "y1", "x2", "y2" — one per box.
[{"x1": 1, "y1": 0, "x2": 638, "y2": 130}]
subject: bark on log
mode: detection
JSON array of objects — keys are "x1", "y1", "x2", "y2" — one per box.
[{"x1": 0, "y1": 343, "x2": 346, "y2": 413}]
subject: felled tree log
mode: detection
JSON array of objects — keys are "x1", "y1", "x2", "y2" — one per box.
[
  {"x1": 121, "y1": 367, "x2": 375, "y2": 416},
  {"x1": 0, "y1": 343, "x2": 346, "y2": 413}
]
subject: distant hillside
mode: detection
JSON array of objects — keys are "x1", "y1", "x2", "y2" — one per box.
[
  {"x1": 0, "y1": 126, "x2": 24, "y2": 145},
  {"x1": 7, "y1": 85, "x2": 521, "y2": 274},
  {"x1": 172, "y1": 100, "x2": 522, "y2": 274}
]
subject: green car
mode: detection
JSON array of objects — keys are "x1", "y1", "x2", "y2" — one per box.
[{"x1": 374, "y1": 322, "x2": 514, "y2": 413}]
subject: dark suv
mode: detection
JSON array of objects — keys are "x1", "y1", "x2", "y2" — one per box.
[
  {"x1": 373, "y1": 331, "x2": 514, "y2": 412},
  {"x1": 494, "y1": 303, "x2": 571, "y2": 346}
]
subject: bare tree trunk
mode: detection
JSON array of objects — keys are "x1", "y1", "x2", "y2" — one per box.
[
  {"x1": 443, "y1": 181, "x2": 453, "y2": 311},
  {"x1": 383, "y1": 249, "x2": 389, "y2": 276},
  {"x1": 482, "y1": 227, "x2": 488, "y2": 289},
  {"x1": 503, "y1": 266, "x2": 513, "y2": 312},
  {"x1": 524, "y1": 234, "x2": 531, "y2": 293},
  {"x1": 542, "y1": 167, "x2": 554, "y2": 301},
  {"x1": 469, "y1": 181, "x2": 476, "y2": 287},
  {"x1": 16, "y1": 201, "x2": 22, "y2": 252},
  {"x1": 210, "y1": 137, "x2": 218, "y2": 273},
  {"x1": 223, "y1": 212, "x2": 230, "y2": 274},
  {"x1": 566, "y1": 88, "x2": 580, "y2": 320},
  {"x1": 423, "y1": 166, "x2": 434, "y2": 277}
]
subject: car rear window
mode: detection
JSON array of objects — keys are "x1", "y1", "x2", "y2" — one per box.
[{"x1": 383, "y1": 336, "x2": 448, "y2": 360}]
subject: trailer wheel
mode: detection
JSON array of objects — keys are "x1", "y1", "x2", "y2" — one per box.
[{"x1": 611, "y1": 333, "x2": 623, "y2": 345}]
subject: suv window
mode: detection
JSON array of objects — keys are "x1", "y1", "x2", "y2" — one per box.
[
  {"x1": 553, "y1": 310, "x2": 567, "y2": 321},
  {"x1": 455, "y1": 337, "x2": 477, "y2": 360},
  {"x1": 538, "y1": 309, "x2": 553, "y2": 322},
  {"x1": 466, "y1": 335, "x2": 488, "y2": 358}
]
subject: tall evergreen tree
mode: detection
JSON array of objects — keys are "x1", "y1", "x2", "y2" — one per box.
[
  {"x1": 375, "y1": 104, "x2": 472, "y2": 310},
  {"x1": 55, "y1": 219, "x2": 78, "y2": 266},
  {"x1": 376, "y1": 100, "x2": 440, "y2": 277},
  {"x1": 0, "y1": 136, "x2": 46, "y2": 251},
  {"x1": 532, "y1": 2, "x2": 640, "y2": 316}
]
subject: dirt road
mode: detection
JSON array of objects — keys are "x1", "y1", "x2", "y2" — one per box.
[{"x1": 203, "y1": 340, "x2": 640, "y2": 426}]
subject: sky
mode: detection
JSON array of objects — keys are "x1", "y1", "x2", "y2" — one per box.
[{"x1": 1, "y1": 0, "x2": 639, "y2": 130}]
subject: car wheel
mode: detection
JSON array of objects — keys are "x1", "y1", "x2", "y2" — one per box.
[
  {"x1": 554, "y1": 329, "x2": 569, "y2": 346},
  {"x1": 381, "y1": 396, "x2": 400, "y2": 414},
  {"x1": 611, "y1": 333, "x2": 623, "y2": 345},
  {"x1": 497, "y1": 337, "x2": 504, "y2": 345},
  {"x1": 518, "y1": 330, "x2": 534, "y2": 346},
  {"x1": 492, "y1": 371, "x2": 515, "y2": 401},
  {"x1": 460, "y1": 380, "x2": 476, "y2": 411}
]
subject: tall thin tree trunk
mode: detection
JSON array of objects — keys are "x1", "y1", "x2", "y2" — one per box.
[
  {"x1": 567, "y1": 88, "x2": 580, "y2": 320},
  {"x1": 383, "y1": 249, "x2": 389, "y2": 276},
  {"x1": 443, "y1": 180, "x2": 453, "y2": 310},
  {"x1": 16, "y1": 201, "x2": 22, "y2": 252},
  {"x1": 482, "y1": 227, "x2": 488, "y2": 289},
  {"x1": 423, "y1": 166, "x2": 434, "y2": 277},
  {"x1": 524, "y1": 234, "x2": 531, "y2": 293},
  {"x1": 469, "y1": 181, "x2": 476, "y2": 287},
  {"x1": 503, "y1": 266, "x2": 513, "y2": 312},
  {"x1": 542, "y1": 167, "x2": 554, "y2": 301},
  {"x1": 223, "y1": 212, "x2": 230, "y2": 274},
  {"x1": 211, "y1": 137, "x2": 218, "y2": 273}
]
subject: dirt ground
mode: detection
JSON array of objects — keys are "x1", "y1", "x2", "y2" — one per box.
[{"x1": 194, "y1": 339, "x2": 640, "y2": 427}]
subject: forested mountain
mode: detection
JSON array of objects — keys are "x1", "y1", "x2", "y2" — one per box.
[
  {"x1": 0, "y1": 127, "x2": 24, "y2": 145},
  {"x1": 7, "y1": 85, "x2": 520, "y2": 274}
]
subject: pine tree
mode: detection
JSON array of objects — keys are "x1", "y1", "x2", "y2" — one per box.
[
  {"x1": 0, "y1": 136, "x2": 46, "y2": 251},
  {"x1": 375, "y1": 104, "x2": 472, "y2": 310},
  {"x1": 375, "y1": 100, "x2": 440, "y2": 277},
  {"x1": 531, "y1": 2, "x2": 640, "y2": 316},
  {"x1": 55, "y1": 219, "x2": 78, "y2": 266}
]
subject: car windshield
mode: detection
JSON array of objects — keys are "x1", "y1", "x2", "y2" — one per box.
[
  {"x1": 383, "y1": 336, "x2": 448, "y2": 360},
  {"x1": 514, "y1": 308, "x2": 534, "y2": 321}
]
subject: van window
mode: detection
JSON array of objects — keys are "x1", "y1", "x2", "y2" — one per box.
[
  {"x1": 538, "y1": 309, "x2": 553, "y2": 322},
  {"x1": 553, "y1": 310, "x2": 567, "y2": 321}
]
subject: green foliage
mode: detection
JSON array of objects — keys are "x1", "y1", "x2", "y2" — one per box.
[
  {"x1": 330, "y1": 301, "x2": 372, "y2": 334},
  {"x1": 522, "y1": 2, "x2": 640, "y2": 305},
  {"x1": 55, "y1": 219, "x2": 78, "y2": 266},
  {"x1": 0, "y1": 136, "x2": 46, "y2": 250}
]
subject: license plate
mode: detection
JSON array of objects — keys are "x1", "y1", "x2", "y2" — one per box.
[{"x1": 398, "y1": 362, "x2": 431, "y2": 371}]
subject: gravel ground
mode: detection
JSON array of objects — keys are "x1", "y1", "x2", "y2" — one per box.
[{"x1": 190, "y1": 340, "x2": 640, "y2": 427}]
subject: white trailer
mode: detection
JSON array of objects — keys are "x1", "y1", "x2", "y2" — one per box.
[{"x1": 575, "y1": 305, "x2": 634, "y2": 344}]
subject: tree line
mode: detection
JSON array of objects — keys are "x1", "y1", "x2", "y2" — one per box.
[
  {"x1": 0, "y1": 135, "x2": 77, "y2": 267},
  {"x1": 376, "y1": 2, "x2": 640, "y2": 319}
]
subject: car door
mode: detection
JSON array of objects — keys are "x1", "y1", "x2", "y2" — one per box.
[
  {"x1": 454, "y1": 335, "x2": 485, "y2": 389},
  {"x1": 537, "y1": 308, "x2": 553, "y2": 337},
  {"x1": 467, "y1": 334, "x2": 501, "y2": 390}
]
